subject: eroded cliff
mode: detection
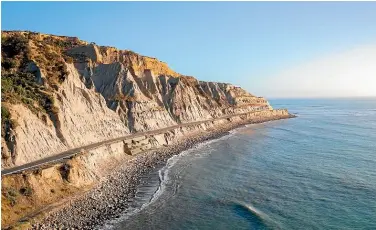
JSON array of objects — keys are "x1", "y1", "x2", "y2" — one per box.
[{"x1": 1, "y1": 31, "x2": 273, "y2": 169}]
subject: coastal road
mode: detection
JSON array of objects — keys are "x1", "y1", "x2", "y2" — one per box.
[{"x1": 1, "y1": 111, "x2": 259, "y2": 176}]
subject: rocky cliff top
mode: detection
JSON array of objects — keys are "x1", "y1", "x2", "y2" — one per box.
[{"x1": 2, "y1": 31, "x2": 180, "y2": 77}]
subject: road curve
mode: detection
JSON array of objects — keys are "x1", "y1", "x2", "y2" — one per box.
[{"x1": 1, "y1": 111, "x2": 255, "y2": 176}]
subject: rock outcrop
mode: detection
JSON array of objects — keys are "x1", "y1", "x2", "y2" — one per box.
[{"x1": 1, "y1": 31, "x2": 275, "y2": 168}]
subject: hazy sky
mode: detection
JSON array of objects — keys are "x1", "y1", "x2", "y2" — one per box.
[{"x1": 2, "y1": 2, "x2": 376, "y2": 98}]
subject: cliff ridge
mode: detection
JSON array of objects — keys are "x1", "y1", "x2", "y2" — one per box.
[{"x1": 1, "y1": 31, "x2": 273, "y2": 168}]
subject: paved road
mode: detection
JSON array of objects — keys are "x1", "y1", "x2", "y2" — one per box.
[{"x1": 1, "y1": 111, "x2": 256, "y2": 176}]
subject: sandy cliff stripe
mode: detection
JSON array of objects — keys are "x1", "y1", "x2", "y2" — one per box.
[{"x1": 1, "y1": 110, "x2": 288, "y2": 176}]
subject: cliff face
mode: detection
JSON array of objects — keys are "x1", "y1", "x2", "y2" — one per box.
[{"x1": 1, "y1": 31, "x2": 272, "y2": 168}]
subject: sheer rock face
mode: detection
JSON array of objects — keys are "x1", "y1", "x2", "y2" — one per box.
[
  {"x1": 1, "y1": 32, "x2": 273, "y2": 168},
  {"x1": 2, "y1": 63, "x2": 129, "y2": 167}
]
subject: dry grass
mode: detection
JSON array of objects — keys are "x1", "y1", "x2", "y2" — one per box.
[
  {"x1": 1, "y1": 31, "x2": 84, "y2": 134},
  {"x1": 1, "y1": 166, "x2": 82, "y2": 228}
]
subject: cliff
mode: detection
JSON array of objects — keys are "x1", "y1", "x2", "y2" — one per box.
[
  {"x1": 1, "y1": 31, "x2": 273, "y2": 169},
  {"x1": 1, "y1": 31, "x2": 294, "y2": 228}
]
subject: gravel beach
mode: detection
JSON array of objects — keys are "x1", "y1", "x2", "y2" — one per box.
[{"x1": 32, "y1": 116, "x2": 292, "y2": 229}]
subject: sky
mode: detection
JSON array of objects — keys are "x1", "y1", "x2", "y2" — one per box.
[{"x1": 2, "y1": 2, "x2": 376, "y2": 98}]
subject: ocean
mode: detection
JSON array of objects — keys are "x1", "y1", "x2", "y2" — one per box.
[{"x1": 104, "y1": 98, "x2": 376, "y2": 230}]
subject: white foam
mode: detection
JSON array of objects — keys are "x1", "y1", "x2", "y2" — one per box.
[
  {"x1": 243, "y1": 203, "x2": 264, "y2": 217},
  {"x1": 229, "y1": 124, "x2": 255, "y2": 134},
  {"x1": 235, "y1": 201, "x2": 281, "y2": 229},
  {"x1": 149, "y1": 133, "x2": 237, "y2": 204}
]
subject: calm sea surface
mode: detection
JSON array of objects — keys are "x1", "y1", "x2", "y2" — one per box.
[{"x1": 104, "y1": 98, "x2": 376, "y2": 230}]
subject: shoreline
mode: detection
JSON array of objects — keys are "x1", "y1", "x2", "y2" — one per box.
[{"x1": 30, "y1": 114, "x2": 295, "y2": 229}]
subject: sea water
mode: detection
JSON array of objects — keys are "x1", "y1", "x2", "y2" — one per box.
[{"x1": 105, "y1": 98, "x2": 376, "y2": 230}]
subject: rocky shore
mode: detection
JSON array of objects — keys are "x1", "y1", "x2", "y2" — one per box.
[{"x1": 31, "y1": 115, "x2": 294, "y2": 229}]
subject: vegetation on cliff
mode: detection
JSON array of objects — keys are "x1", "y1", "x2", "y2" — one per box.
[{"x1": 1, "y1": 32, "x2": 70, "y2": 118}]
